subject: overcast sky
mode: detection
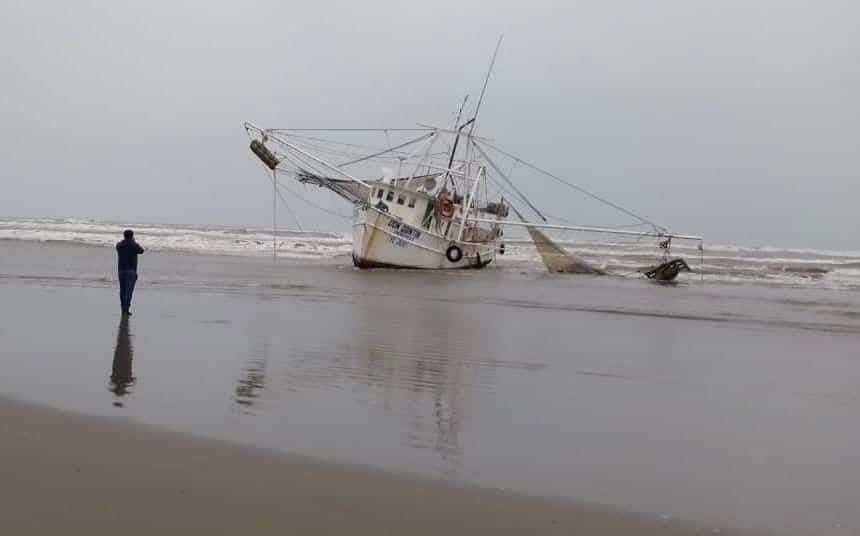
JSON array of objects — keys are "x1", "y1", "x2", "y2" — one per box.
[{"x1": 2, "y1": 0, "x2": 857, "y2": 248}]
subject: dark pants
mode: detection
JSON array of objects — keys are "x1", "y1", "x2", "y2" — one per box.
[{"x1": 118, "y1": 270, "x2": 138, "y2": 311}]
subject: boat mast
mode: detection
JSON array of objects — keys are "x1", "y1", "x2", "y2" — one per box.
[
  {"x1": 443, "y1": 95, "x2": 470, "y2": 190},
  {"x1": 467, "y1": 35, "x2": 503, "y2": 142},
  {"x1": 441, "y1": 36, "x2": 504, "y2": 242},
  {"x1": 462, "y1": 36, "x2": 503, "y2": 190}
]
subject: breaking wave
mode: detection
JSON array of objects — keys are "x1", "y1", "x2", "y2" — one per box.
[
  {"x1": 499, "y1": 236, "x2": 860, "y2": 290},
  {"x1": 0, "y1": 218, "x2": 352, "y2": 259},
  {"x1": 2, "y1": 217, "x2": 859, "y2": 290}
]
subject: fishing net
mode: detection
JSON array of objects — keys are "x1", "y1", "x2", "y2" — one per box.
[{"x1": 526, "y1": 226, "x2": 606, "y2": 274}]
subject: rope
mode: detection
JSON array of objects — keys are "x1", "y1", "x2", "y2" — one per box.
[
  {"x1": 485, "y1": 172, "x2": 653, "y2": 231},
  {"x1": 277, "y1": 149, "x2": 361, "y2": 204},
  {"x1": 471, "y1": 139, "x2": 547, "y2": 221},
  {"x1": 278, "y1": 138, "x2": 391, "y2": 163},
  {"x1": 477, "y1": 140, "x2": 667, "y2": 233},
  {"x1": 272, "y1": 169, "x2": 277, "y2": 259},
  {"x1": 267, "y1": 172, "x2": 303, "y2": 232},
  {"x1": 278, "y1": 181, "x2": 352, "y2": 221},
  {"x1": 337, "y1": 132, "x2": 434, "y2": 167},
  {"x1": 267, "y1": 168, "x2": 309, "y2": 257},
  {"x1": 270, "y1": 128, "x2": 432, "y2": 132},
  {"x1": 259, "y1": 166, "x2": 334, "y2": 255},
  {"x1": 273, "y1": 132, "x2": 438, "y2": 162}
]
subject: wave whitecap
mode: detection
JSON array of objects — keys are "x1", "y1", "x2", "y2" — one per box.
[{"x1": 2, "y1": 217, "x2": 859, "y2": 290}]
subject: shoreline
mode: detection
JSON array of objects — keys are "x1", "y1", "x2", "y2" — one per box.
[{"x1": 1, "y1": 396, "x2": 741, "y2": 536}]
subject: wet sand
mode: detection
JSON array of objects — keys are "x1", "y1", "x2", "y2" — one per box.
[
  {"x1": 2, "y1": 240, "x2": 860, "y2": 534},
  {"x1": 2, "y1": 396, "x2": 730, "y2": 536}
]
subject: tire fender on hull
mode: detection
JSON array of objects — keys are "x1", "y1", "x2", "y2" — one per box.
[{"x1": 445, "y1": 244, "x2": 463, "y2": 263}]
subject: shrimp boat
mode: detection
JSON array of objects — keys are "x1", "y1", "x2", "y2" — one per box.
[
  {"x1": 245, "y1": 122, "x2": 509, "y2": 269},
  {"x1": 244, "y1": 44, "x2": 703, "y2": 277}
]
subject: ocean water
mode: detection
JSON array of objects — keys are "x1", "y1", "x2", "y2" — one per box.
[
  {"x1": 3, "y1": 228, "x2": 860, "y2": 534},
  {"x1": 2, "y1": 217, "x2": 859, "y2": 290}
]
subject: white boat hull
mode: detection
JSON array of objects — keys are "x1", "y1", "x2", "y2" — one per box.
[{"x1": 352, "y1": 205, "x2": 496, "y2": 269}]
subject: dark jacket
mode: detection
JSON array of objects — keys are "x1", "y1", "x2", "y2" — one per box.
[{"x1": 116, "y1": 239, "x2": 144, "y2": 271}]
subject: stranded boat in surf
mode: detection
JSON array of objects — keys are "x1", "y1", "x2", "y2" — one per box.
[
  {"x1": 246, "y1": 124, "x2": 508, "y2": 269},
  {"x1": 244, "y1": 44, "x2": 703, "y2": 279}
]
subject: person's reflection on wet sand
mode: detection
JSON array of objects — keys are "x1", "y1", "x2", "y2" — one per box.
[{"x1": 110, "y1": 316, "x2": 136, "y2": 402}]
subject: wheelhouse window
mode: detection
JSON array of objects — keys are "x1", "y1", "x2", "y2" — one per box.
[
  {"x1": 408, "y1": 198, "x2": 416, "y2": 208},
  {"x1": 376, "y1": 188, "x2": 383, "y2": 199},
  {"x1": 386, "y1": 191, "x2": 394, "y2": 202},
  {"x1": 397, "y1": 195, "x2": 406, "y2": 205}
]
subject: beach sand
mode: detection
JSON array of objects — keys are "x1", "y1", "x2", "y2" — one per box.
[
  {"x1": 2, "y1": 397, "x2": 723, "y2": 536},
  {"x1": 2, "y1": 240, "x2": 860, "y2": 534}
]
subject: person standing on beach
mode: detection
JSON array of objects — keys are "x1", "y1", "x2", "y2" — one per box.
[{"x1": 116, "y1": 229, "x2": 144, "y2": 316}]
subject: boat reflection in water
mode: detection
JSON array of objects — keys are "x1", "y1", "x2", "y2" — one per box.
[
  {"x1": 110, "y1": 316, "x2": 136, "y2": 401},
  {"x1": 230, "y1": 296, "x2": 540, "y2": 476},
  {"x1": 233, "y1": 301, "x2": 274, "y2": 414}
]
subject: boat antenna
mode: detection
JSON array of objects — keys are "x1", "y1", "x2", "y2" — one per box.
[
  {"x1": 467, "y1": 34, "x2": 503, "y2": 140},
  {"x1": 454, "y1": 94, "x2": 470, "y2": 129}
]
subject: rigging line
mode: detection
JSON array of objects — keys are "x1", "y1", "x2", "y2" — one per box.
[
  {"x1": 279, "y1": 132, "x2": 420, "y2": 154},
  {"x1": 280, "y1": 149, "x2": 363, "y2": 204},
  {"x1": 408, "y1": 131, "x2": 442, "y2": 181},
  {"x1": 487, "y1": 175, "x2": 638, "y2": 231},
  {"x1": 265, "y1": 127, "x2": 401, "y2": 189},
  {"x1": 543, "y1": 213, "x2": 653, "y2": 230},
  {"x1": 273, "y1": 169, "x2": 277, "y2": 260},
  {"x1": 266, "y1": 172, "x2": 304, "y2": 232},
  {"x1": 271, "y1": 179, "x2": 329, "y2": 254},
  {"x1": 277, "y1": 150, "x2": 320, "y2": 178},
  {"x1": 276, "y1": 138, "x2": 391, "y2": 161},
  {"x1": 269, "y1": 128, "x2": 433, "y2": 132},
  {"x1": 485, "y1": 174, "x2": 656, "y2": 246},
  {"x1": 471, "y1": 139, "x2": 547, "y2": 221},
  {"x1": 485, "y1": 168, "x2": 511, "y2": 198},
  {"x1": 277, "y1": 181, "x2": 352, "y2": 221},
  {"x1": 337, "y1": 132, "x2": 434, "y2": 167},
  {"x1": 258, "y1": 164, "x2": 317, "y2": 254},
  {"x1": 477, "y1": 140, "x2": 667, "y2": 233},
  {"x1": 488, "y1": 169, "x2": 654, "y2": 233},
  {"x1": 507, "y1": 156, "x2": 519, "y2": 177},
  {"x1": 538, "y1": 209, "x2": 653, "y2": 230},
  {"x1": 278, "y1": 136, "x2": 450, "y2": 168}
]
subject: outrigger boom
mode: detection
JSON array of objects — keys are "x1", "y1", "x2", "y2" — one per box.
[
  {"x1": 465, "y1": 218, "x2": 703, "y2": 242},
  {"x1": 245, "y1": 121, "x2": 372, "y2": 199}
]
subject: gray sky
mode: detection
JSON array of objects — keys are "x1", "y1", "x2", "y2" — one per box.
[{"x1": 2, "y1": 0, "x2": 857, "y2": 249}]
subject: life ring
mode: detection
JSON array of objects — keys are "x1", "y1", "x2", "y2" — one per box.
[
  {"x1": 439, "y1": 197, "x2": 455, "y2": 218},
  {"x1": 445, "y1": 244, "x2": 463, "y2": 263}
]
